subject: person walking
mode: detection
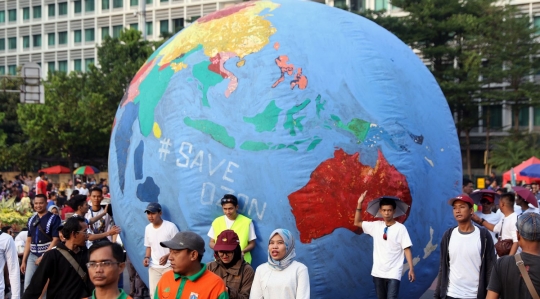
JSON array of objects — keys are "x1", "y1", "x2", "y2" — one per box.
[{"x1": 0, "y1": 227, "x2": 20, "y2": 299}]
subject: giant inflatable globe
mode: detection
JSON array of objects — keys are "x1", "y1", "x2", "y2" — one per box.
[{"x1": 109, "y1": 0, "x2": 461, "y2": 297}]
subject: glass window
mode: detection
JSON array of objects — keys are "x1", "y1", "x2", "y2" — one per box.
[
  {"x1": 48, "y1": 61, "x2": 55, "y2": 72},
  {"x1": 130, "y1": 0, "x2": 139, "y2": 6},
  {"x1": 59, "y1": 2, "x2": 68, "y2": 15},
  {"x1": 0, "y1": 66, "x2": 4, "y2": 75},
  {"x1": 23, "y1": 7, "x2": 30, "y2": 20},
  {"x1": 8, "y1": 37, "x2": 16, "y2": 49},
  {"x1": 48, "y1": 4, "x2": 55, "y2": 17},
  {"x1": 161, "y1": 0, "x2": 168, "y2": 2},
  {"x1": 23, "y1": 36, "x2": 30, "y2": 48},
  {"x1": 518, "y1": 106, "x2": 530, "y2": 127},
  {"x1": 48, "y1": 33, "x2": 55, "y2": 45},
  {"x1": 173, "y1": 18, "x2": 183, "y2": 32},
  {"x1": 146, "y1": 22, "x2": 153, "y2": 36},
  {"x1": 113, "y1": 0, "x2": 123, "y2": 8},
  {"x1": 85, "y1": 0, "x2": 95, "y2": 12},
  {"x1": 146, "y1": 0, "x2": 152, "y2": 3},
  {"x1": 74, "y1": 59, "x2": 82, "y2": 71},
  {"x1": 85, "y1": 58, "x2": 94, "y2": 70},
  {"x1": 0, "y1": 11, "x2": 5, "y2": 23},
  {"x1": 113, "y1": 25, "x2": 122, "y2": 38},
  {"x1": 33, "y1": 6, "x2": 42, "y2": 18},
  {"x1": 535, "y1": 17, "x2": 540, "y2": 35},
  {"x1": 102, "y1": 27, "x2": 110, "y2": 40},
  {"x1": 85, "y1": 28, "x2": 95, "y2": 41},
  {"x1": 130, "y1": 23, "x2": 138, "y2": 31},
  {"x1": 484, "y1": 105, "x2": 503, "y2": 129},
  {"x1": 102, "y1": 0, "x2": 110, "y2": 10},
  {"x1": 33, "y1": 34, "x2": 41, "y2": 47},
  {"x1": 58, "y1": 61, "x2": 68, "y2": 72},
  {"x1": 74, "y1": 30, "x2": 82, "y2": 43},
  {"x1": 0, "y1": 38, "x2": 4, "y2": 50},
  {"x1": 160, "y1": 20, "x2": 169, "y2": 35},
  {"x1": 534, "y1": 107, "x2": 540, "y2": 126},
  {"x1": 74, "y1": 1, "x2": 82, "y2": 13},
  {"x1": 59, "y1": 31, "x2": 67, "y2": 44},
  {"x1": 8, "y1": 65, "x2": 16, "y2": 75},
  {"x1": 375, "y1": 0, "x2": 387, "y2": 11},
  {"x1": 8, "y1": 9, "x2": 16, "y2": 22}
]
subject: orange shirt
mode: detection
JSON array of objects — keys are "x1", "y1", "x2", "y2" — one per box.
[{"x1": 154, "y1": 263, "x2": 228, "y2": 299}]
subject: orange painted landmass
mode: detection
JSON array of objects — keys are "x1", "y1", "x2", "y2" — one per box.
[{"x1": 272, "y1": 55, "x2": 308, "y2": 90}]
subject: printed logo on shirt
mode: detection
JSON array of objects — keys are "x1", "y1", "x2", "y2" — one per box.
[
  {"x1": 189, "y1": 292, "x2": 199, "y2": 299},
  {"x1": 164, "y1": 287, "x2": 170, "y2": 293}
]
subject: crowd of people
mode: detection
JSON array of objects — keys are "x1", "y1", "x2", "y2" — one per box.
[{"x1": 0, "y1": 172, "x2": 539, "y2": 299}]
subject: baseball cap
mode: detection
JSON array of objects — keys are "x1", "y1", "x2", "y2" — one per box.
[
  {"x1": 220, "y1": 194, "x2": 238, "y2": 206},
  {"x1": 517, "y1": 213, "x2": 540, "y2": 241},
  {"x1": 160, "y1": 231, "x2": 205, "y2": 256},
  {"x1": 213, "y1": 230, "x2": 240, "y2": 252},
  {"x1": 144, "y1": 202, "x2": 162, "y2": 213},
  {"x1": 481, "y1": 193, "x2": 495, "y2": 203},
  {"x1": 448, "y1": 194, "x2": 474, "y2": 206}
]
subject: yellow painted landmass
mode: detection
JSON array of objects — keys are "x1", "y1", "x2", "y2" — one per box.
[
  {"x1": 153, "y1": 122, "x2": 162, "y2": 138},
  {"x1": 171, "y1": 62, "x2": 188, "y2": 72},
  {"x1": 157, "y1": 1, "x2": 279, "y2": 67}
]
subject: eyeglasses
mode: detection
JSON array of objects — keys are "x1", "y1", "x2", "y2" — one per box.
[
  {"x1": 220, "y1": 198, "x2": 236, "y2": 204},
  {"x1": 480, "y1": 200, "x2": 493, "y2": 205},
  {"x1": 383, "y1": 226, "x2": 388, "y2": 241},
  {"x1": 218, "y1": 251, "x2": 234, "y2": 256},
  {"x1": 86, "y1": 261, "x2": 121, "y2": 269},
  {"x1": 76, "y1": 230, "x2": 89, "y2": 235}
]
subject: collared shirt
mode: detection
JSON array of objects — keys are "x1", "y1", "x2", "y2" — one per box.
[
  {"x1": 154, "y1": 263, "x2": 229, "y2": 299},
  {"x1": 27, "y1": 212, "x2": 61, "y2": 257},
  {"x1": 85, "y1": 289, "x2": 132, "y2": 299}
]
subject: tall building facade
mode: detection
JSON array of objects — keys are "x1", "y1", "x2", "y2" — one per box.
[{"x1": 0, "y1": 0, "x2": 239, "y2": 75}]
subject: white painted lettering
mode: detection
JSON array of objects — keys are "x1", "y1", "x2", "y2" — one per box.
[
  {"x1": 222, "y1": 161, "x2": 239, "y2": 183},
  {"x1": 200, "y1": 182, "x2": 216, "y2": 205},
  {"x1": 190, "y1": 150, "x2": 204, "y2": 172},
  {"x1": 208, "y1": 154, "x2": 226, "y2": 177},
  {"x1": 176, "y1": 142, "x2": 192, "y2": 167},
  {"x1": 237, "y1": 193, "x2": 249, "y2": 213},
  {"x1": 248, "y1": 198, "x2": 267, "y2": 220},
  {"x1": 218, "y1": 186, "x2": 235, "y2": 206}
]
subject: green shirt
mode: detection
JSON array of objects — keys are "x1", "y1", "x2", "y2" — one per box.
[{"x1": 86, "y1": 289, "x2": 132, "y2": 299}]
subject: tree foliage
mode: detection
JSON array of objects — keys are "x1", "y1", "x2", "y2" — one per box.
[{"x1": 489, "y1": 132, "x2": 540, "y2": 171}]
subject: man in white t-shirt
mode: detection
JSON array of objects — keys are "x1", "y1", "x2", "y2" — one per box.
[
  {"x1": 354, "y1": 192, "x2": 415, "y2": 299},
  {"x1": 84, "y1": 187, "x2": 114, "y2": 246},
  {"x1": 436, "y1": 194, "x2": 496, "y2": 299},
  {"x1": 143, "y1": 202, "x2": 179, "y2": 299},
  {"x1": 474, "y1": 193, "x2": 502, "y2": 244},
  {"x1": 473, "y1": 192, "x2": 519, "y2": 256}
]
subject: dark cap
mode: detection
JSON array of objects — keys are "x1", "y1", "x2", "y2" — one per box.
[
  {"x1": 517, "y1": 213, "x2": 540, "y2": 241},
  {"x1": 160, "y1": 231, "x2": 205, "y2": 255},
  {"x1": 481, "y1": 193, "x2": 495, "y2": 203},
  {"x1": 213, "y1": 230, "x2": 240, "y2": 251},
  {"x1": 448, "y1": 194, "x2": 474, "y2": 206},
  {"x1": 220, "y1": 194, "x2": 238, "y2": 206},
  {"x1": 144, "y1": 202, "x2": 162, "y2": 213}
]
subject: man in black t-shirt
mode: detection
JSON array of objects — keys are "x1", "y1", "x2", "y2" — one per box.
[{"x1": 487, "y1": 213, "x2": 540, "y2": 299}]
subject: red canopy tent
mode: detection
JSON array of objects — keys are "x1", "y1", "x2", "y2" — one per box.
[
  {"x1": 39, "y1": 165, "x2": 71, "y2": 174},
  {"x1": 502, "y1": 157, "x2": 540, "y2": 185}
]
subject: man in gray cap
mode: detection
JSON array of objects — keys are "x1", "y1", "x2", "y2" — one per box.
[
  {"x1": 155, "y1": 231, "x2": 228, "y2": 299},
  {"x1": 486, "y1": 213, "x2": 540, "y2": 299}
]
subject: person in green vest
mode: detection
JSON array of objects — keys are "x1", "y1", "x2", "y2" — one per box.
[{"x1": 207, "y1": 194, "x2": 256, "y2": 263}]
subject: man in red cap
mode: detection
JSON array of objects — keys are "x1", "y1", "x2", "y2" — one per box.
[
  {"x1": 207, "y1": 230, "x2": 254, "y2": 299},
  {"x1": 434, "y1": 194, "x2": 496, "y2": 299},
  {"x1": 474, "y1": 193, "x2": 501, "y2": 244}
]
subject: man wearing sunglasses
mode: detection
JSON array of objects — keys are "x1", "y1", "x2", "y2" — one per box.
[
  {"x1": 474, "y1": 194, "x2": 501, "y2": 244},
  {"x1": 208, "y1": 194, "x2": 256, "y2": 264},
  {"x1": 354, "y1": 192, "x2": 414, "y2": 299}
]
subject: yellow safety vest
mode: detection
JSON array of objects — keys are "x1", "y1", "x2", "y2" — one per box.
[{"x1": 212, "y1": 214, "x2": 252, "y2": 263}]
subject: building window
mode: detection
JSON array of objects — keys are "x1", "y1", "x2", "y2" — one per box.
[
  {"x1": 85, "y1": 0, "x2": 95, "y2": 12},
  {"x1": 102, "y1": 27, "x2": 110, "y2": 40},
  {"x1": 23, "y1": 7, "x2": 30, "y2": 20},
  {"x1": 59, "y1": 31, "x2": 67, "y2": 44},
  {"x1": 0, "y1": 11, "x2": 5, "y2": 23},
  {"x1": 74, "y1": 1, "x2": 82, "y2": 13},
  {"x1": 8, "y1": 9, "x2": 16, "y2": 22},
  {"x1": 58, "y1": 61, "x2": 68, "y2": 72},
  {"x1": 130, "y1": 23, "x2": 138, "y2": 31},
  {"x1": 33, "y1": 34, "x2": 41, "y2": 47},
  {"x1": 146, "y1": 0, "x2": 152, "y2": 3},
  {"x1": 48, "y1": 61, "x2": 55, "y2": 72},
  {"x1": 23, "y1": 36, "x2": 30, "y2": 48},
  {"x1": 85, "y1": 28, "x2": 95, "y2": 41},
  {"x1": 74, "y1": 30, "x2": 82, "y2": 43},
  {"x1": 534, "y1": 107, "x2": 540, "y2": 126},
  {"x1": 33, "y1": 6, "x2": 42, "y2": 18},
  {"x1": 0, "y1": 38, "x2": 4, "y2": 50},
  {"x1": 59, "y1": 2, "x2": 68, "y2": 15},
  {"x1": 173, "y1": 18, "x2": 183, "y2": 32},
  {"x1": 113, "y1": 25, "x2": 122, "y2": 38},
  {"x1": 161, "y1": 0, "x2": 168, "y2": 2},
  {"x1": 484, "y1": 105, "x2": 503, "y2": 129},
  {"x1": 8, "y1": 37, "x2": 16, "y2": 49},
  {"x1": 534, "y1": 17, "x2": 540, "y2": 35},
  {"x1": 102, "y1": 0, "x2": 110, "y2": 10},
  {"x1": 375, "y1": 0, "x2": 388, "y2": 11},
  {"x1": 113, "y1": 0, "x2": 123, "y2": 8},
  {"x1": 146, "y1": 22, "x2": 153, "y2": 36},
  {"x1": 518, "y1": 106, "x2": 530, "y2": 127},
  {"x1": 48, "y1": 33, "x2": 55, "y2": 45},
  {"x1": 130, "y1": 0, "x2": 138, "y2": 6},
  {"x1": 0, "y1": 66, "x2": 4, "y2": 75},
  {"x1": 74, "y1": 59, "x2": 82, "y2": 71},
  {"x1": 8, "y1": 65, "x2": 16, "y2": 75},
  {"x1": 48, "y1": 4, "x2": 55, "y2": 17},
  {"x1": 160, "y1": 20, "x2": 169, "y2": 35},
  {"x1": 85, "y1": 58, "x2": 94, "y2": 70}
]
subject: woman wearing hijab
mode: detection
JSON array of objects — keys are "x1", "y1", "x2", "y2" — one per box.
[
  {"x1": 208, "y1": 229, "x2": 255, "y2": 299},
  {"x1": 250, "y1": 228, "x2": 310, "y2": 299}
]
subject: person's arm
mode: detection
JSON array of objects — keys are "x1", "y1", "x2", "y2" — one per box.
[
  {"x1": 35, "y1": 237, "x2": 60, "y2": 265},
  {"x1": 159, "y1": 253, "x2": 170, "y2": 266},
  {"x1": 228, "y1": 264, "x2": 254, "y2": 299},
  {"x1": 486, "y1": 290, "x2": 499, "y2": 299},
  {"x1": 88, "y1": 226, "x2": 121, "y2": 241},
  {"x1": 471, "y1": 213, "x2": 496, "y2": 231},
  {"x1": 509, "y1": 242, "x2": 519, "y2": 256},
  {"x1": 242, "y1": 240, "x2": 255, "y2": 256},
  {"x1": 433, "y1": 234, "x2": 446, "y2": 299},
  {"x1": 509, "y1": 221, "x2": 519, "y2": 256},
  {"x1": 404, "y1": 247, "x2": 415, "y2": 282},
  {"x1": 296, "y1": 264, "x2": 310, "y2": 299},
  {"x1": 209, "y1": 238, "x2": 216, "y2": 249},
  {"x1": 353, "y1": 191, "x2": 368, "y2": 228},
  {"x1": 5, "y1": 237, "x2": 21, "y2": 299},
  {"x1": 22, "y1": 250, "x2": 54, "y2": 299},
  {"x1": 20, "y1": 236, "x2": 32, "y2": 274},
  {"x1": 143, "y1": 247, "x2": 151, "y2": 267},
  {"x1": 88, "y1": 204, "x2": 109, "y2": 225}
]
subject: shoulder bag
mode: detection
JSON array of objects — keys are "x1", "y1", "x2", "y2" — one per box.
[
  {"x1": 515, "y1": 253, "x2": 540, "y2": 299},
  {"x1": 56, "y1": 247, "x2": 87, "y2": 282},
  {"x1": 494, "y1": 219, "x2": 513, "y2": 256}
]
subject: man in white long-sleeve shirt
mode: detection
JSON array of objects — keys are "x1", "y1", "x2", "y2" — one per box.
[{"x1": 0, "y1": 229, "x2": 20, "y2": 299}]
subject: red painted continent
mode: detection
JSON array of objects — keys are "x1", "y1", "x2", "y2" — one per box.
[{"x1": 288, "y1": 149, "x2": 412, "y2": 243}]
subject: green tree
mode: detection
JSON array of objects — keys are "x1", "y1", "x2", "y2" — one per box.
[{"x1": 489, "y1": 132, "x2": 540, "y2": 171}]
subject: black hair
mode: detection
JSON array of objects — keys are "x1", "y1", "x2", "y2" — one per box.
[
  {"x1": 463, "y1": 178, "x2": 473, "y2": 186},
  {"x1": 69, "y1": 195, "x2": 88, "y2": 210},
  {"x1": 192, "y1": 250, "x2": 203, "y2": 262},
  {"x1": 379, "y1": 197, "x2": 397, "y2": 209},
  {"x1": 501, "y1": 192, "x2": 515, "y2": 205},
  {"x1": 62, "y1": 216, "x2": 86, "y2": 240},
  {"x1": 1, "y1": 226, "x2": 11, "y2": 233},
  {"x1": 34, "y1": 194, "x2": 47, "y2": 202},
  {"x1": 48, "y1": 192, "x2": 57, "y2": 199},
  {"x1": 70, "y1": 190, "x2": 80, "y2": 198},
  {"x1": 89, "y1": 240, "x2": 126, "y2": 262},
  {"x1": 38, "y1": 171, "x2": 45, "y2": 177},
  {"x1": 221, "y1": 194, "x2": 238, "y2": 207},
  {"x1": 90, "y1": 187, "x2": 102, "y2": 194}
]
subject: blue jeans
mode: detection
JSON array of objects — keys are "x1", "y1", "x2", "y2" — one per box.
[{"x1": 373, "y1": 277, "x2": 400, "y2": 299}]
